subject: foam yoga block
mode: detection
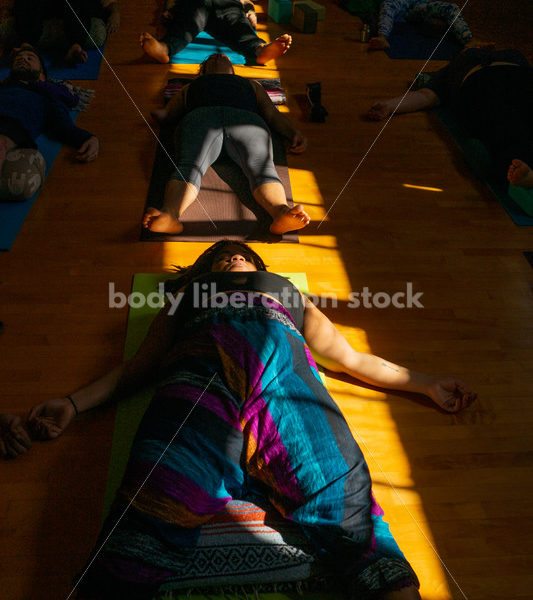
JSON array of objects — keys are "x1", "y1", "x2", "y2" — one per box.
[
  {"x1": 294, "y1": 0, "x2": 325, "y2": 20},
  {"x1": 292, "y1": 2, "x2": 318, "y2": 33},
  {"x1": 268, "y1": 0, "x2": 292, "y2": 23},
  {"x1": 508, "y1": 185, "x2": 533, "y2": 216}
]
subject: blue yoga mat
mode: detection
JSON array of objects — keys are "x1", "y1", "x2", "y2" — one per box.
[
  {"x1": 170, "y1": 31, "x2": 247, "y2": 65},
  {"x1": 0, "y1": 113, "x2": 78, "y2": 250},
  {"x1": 434, "y1": 106, "x2": 533, "y2": 226},
  {"x1": 0, "y1": 45, "x2": 105, "y2": 80},
  {"x1": 385, "y1": 21, "x2": 462, "y2": 60}
]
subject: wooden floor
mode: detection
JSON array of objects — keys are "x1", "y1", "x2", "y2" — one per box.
[{"x1": 1, "y1": 1, "x2": 532, "y2": 599}]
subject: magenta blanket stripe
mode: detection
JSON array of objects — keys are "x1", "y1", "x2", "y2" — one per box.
[{"x1": 124, "y1": 460, "x2": 229, "y2": 515}]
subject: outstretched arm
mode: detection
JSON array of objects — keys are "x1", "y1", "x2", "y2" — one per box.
[
  {"x1": 367, "y1": 88, "x2": 440, "y2": 121},
  {"x1": 302, "y1": 299, "x2": 476, "y2": 412},
  {"x1": 252, "y1": 81, "x2": 307, "y2": 153},
  {"x1": 20, "y1": 297, "x2": 182, "y2": 452},
  {"x1": 151, "y1": 85, "x2": 189, "y2": 125}
]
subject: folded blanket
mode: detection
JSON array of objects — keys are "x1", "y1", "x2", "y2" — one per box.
[{"x1": 164, "y1": 77, "x2": 286, "y2": 105}]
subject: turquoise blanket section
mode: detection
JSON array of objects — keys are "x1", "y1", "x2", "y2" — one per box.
[{"x1": 170, "y1": 31, "x2": 247, "y2": 65}]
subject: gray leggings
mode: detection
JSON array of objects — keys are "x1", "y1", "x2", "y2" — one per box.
[{"x1": 171, "y1": 106, "x2": 282, "y2": 191}]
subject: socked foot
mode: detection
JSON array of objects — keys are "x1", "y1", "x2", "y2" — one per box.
[
  {"x1": 140, "y1": 32, "x2": 170, "y2": 63},
  {"x1": 256, "y1": 34, "x2": 291, "y2": 65},
  {"x1": 270, "y1": 203, "x2": 310, "y2": 234},
  {"x1": 507, "y1": 159, "x2": 533, "y2": 189},
  {"x1": 65, "y1": 43, "x2": 88, "y2": 64},
  {"x1": 142, "y1": 207, "x2": 184, "y2": 234}
]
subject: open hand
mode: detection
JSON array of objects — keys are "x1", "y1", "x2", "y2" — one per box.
[
  {"x1": 427, "y1": 378, "x2": 477, "y2": 413},
  {"x1": 0, "y1": 414, "x2": 32, "y2": 459},
  {"x1": 27, "y1": 398, "x2": 76, "y2": 440},
  {"x1": 367, "y1": 101, "x2": 393, "y2": 121},
  {"x1": 76, "y1": 136, "x2": 99, "y2": 162}
]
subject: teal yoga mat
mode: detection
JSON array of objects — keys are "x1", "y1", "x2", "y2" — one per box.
[
  {"x1": 170, "y1": 31, "x2": 247, "y2": 65},
  {"x1": 102, "y1": 273, "x2": 338, "y2": 600},
  {"x1": 0, "y1": 112, "x2": 80, "y2": 250},
  {"x1": 434, "y1": 106, "x2": 533, "y2": 226}
]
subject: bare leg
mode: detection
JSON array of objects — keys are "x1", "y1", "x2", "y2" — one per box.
[
  {"x1": 507, "y1": 159, "x2": 533, "y2": 189},
  {"x1": 139, "y1": 32, "x2": 170, "y2": 63},
  {"x1": 383, "y1": 585, "x2": 421, "y2": 599},
  {"x1": 142, "y1": 179, "x2": 199, "y2": 234},
  {"x1": 255, "y1": 34, "x2": 292, "y2": 65},
  {"x1": 253, "y1": 182, "x2": 310, "y2": 234}
]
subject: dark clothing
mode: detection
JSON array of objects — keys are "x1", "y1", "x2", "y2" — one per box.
[
  {"x1": 13, "y1": 0, "x2": 104, "y2": 49},
  {"x1": 174, "y1": 271, "x2": 306, "y2": 331},
  {"x1": 424, "y1": 48, "x2": 532, "y2": 111},
  {"x1": 163, "y1": 0, "x2": 264, "y2": 60},
  {"x1": 171, "y1": 105, "x2": 281, "y2": 191},
  {"x1": 0, "y1": 81, "x2": 93, "y2": 149},
  {"x1": 185, "y1": 73, "x2": 258, "y2": 113},
  {"x1": 424, "y1": 48, "x2": 533, "y2": 180}
]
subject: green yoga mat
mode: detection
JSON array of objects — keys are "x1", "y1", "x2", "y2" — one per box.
[{"x1": 102, "y1": 272, "x2": 334, "y2": 600}]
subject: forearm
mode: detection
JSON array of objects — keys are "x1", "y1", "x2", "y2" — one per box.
[
  {"x1": 68, "y1": 364, "x2": 124, "y2": 413},
  {"x1": 340, "y1": 352, "x2": 437, "y2": 396},
  {"x1": 269, "y1": 110, "x2": 300, "y2": 142},
  {"x1": 388, "y1": 88, "x2": 440, "y2": 115}
]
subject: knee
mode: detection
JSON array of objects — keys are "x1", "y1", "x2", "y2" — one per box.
[{"x1": 0, "y1": 148, "x2": 45, "y2": 202}]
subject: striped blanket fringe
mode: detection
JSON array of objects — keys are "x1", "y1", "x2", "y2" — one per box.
[
  {"x1": 158, "y1": 576, "x2": 335, "y2": 599},
  {"x1": 49, "y1": 78, "x2": 95, "y2": 111}
]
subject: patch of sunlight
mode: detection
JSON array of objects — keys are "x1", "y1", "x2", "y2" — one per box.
[
  {"x1": 403, "y1": 183, "x2": 443, "y2": 192},
  {"x1": 289, "y1": 168, "x2": 327, "y2": 221},
  {"x1": 320, "y1": 259, "x2": 455, "y2": 600}
]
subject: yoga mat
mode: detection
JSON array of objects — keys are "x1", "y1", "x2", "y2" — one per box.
[
  {"x1": 170, "y1": 31, "x2": 247, "y2": 65},
  {"x1": 0, "y1": 45, "x2": 105, "y2": 80},
  {"x1": 434, "y1": 107, "x2": 533, "y2": 226},
  {"x1": 385, "y1": 21, "x2": 462, "y2": 60},
  {"x1": 142, "y1": 121, "x2": 299, "y2": 243},
  {"x1": 0, "y1": 113, "x2": 79, "y2": 250},
  {"x1": 102, "y1": 272, "x2": 336, "y2": 599}
]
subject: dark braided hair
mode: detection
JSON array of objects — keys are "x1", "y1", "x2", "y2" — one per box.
[{"x1": 164, "y1": 240, "x2": 267, "y2": 295}]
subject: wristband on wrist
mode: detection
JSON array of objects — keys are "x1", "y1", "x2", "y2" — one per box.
[{"x1": 67, "y1": 395, "x2": 79, "y2": 416}]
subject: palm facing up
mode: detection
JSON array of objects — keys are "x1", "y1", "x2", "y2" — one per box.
[{"x1": 27, "y1": 398, "x2": 76, "y2": 440}]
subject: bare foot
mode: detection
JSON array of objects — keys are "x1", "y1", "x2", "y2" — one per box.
[
  {"x1": 140, "y1": 32, "x2": 170, "y2": 64},
  {"x1": 269, "y1": 204, "x2": 310, "y2": 234},
  {"x1": 368, "y1": 35, "x2": 389, "y2": 50},
  {"x1": 507, "y1": 159, "x2": 533, "y2": 189},
  {"x1": 65, "y1": 43, "x2": 88, "y2": 64},
  {"x1": 142, "y1": 207, "x2": 184, "y2": 234},
  {"x1": 256, "y1": 34, "x2": 291, "y2": 65}
]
